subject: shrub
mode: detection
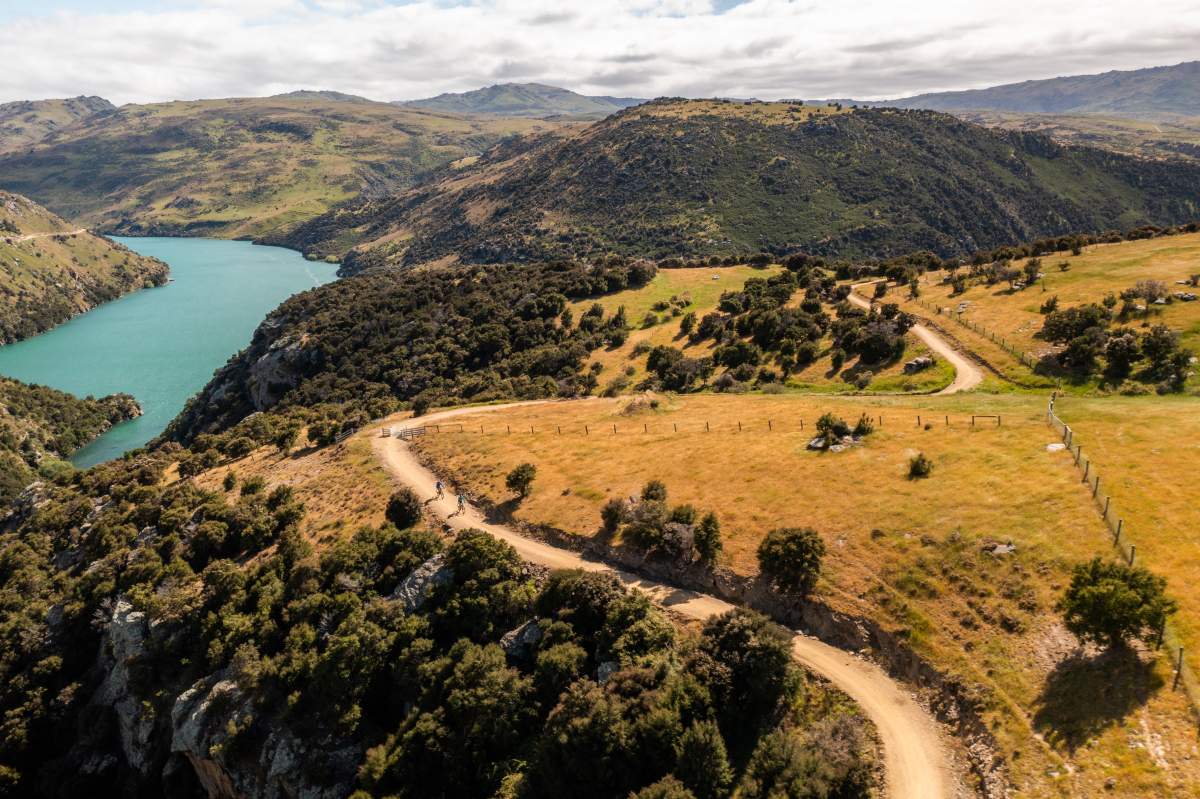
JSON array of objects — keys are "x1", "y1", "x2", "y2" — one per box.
[
  {"x1": 852, "y1": 413, "x2": 874, "y2": 437},
  {"x1": 641, "y1": 480, "x2": 668, "y2": 503},
  {"x1": 815, "y1": 412, "x2": 850, "y2": 446},
  {"x1": 600, "y1": 497, "x2": 627, "y2": 533},
  {"x1": 223, "y1": 471, "x2": 237, "y2": 491},
  {"x1": 908, "y1": 453, "x2": 933, "y2": 479},
  {"x1": 852, "y1": 371, "x2": 872, "y2": 390},
  {"x1": 670, "y1": 504, "x2": 696, "y2": 525},
  {"x1": 676, "y1": 720, "x2": 733, "y2": 799},
  {"x1": 240, "y1": 475, "x2": 266, "y2": 495},
  {"x1": 385, "y1": 487, "x2": 423, "y2": 529},
  {"x1": 679, "y1": 311, "x2": 696, "y2": 336},
  {"x1": 694, "y1": 512, "x2": 722, "y2": 565},
  {"x1": 829, "y1": 348, "x2": 846, "y2": 371},
  {"x1": 1039, "y1": 295, "x2": 1059, "y2": 314},
  {"x1": 1059, "y1": 557, "x2": 1177, "y2": 648},
  {"x1": 505, "y1": 463, "x2": 537, "y2": 499},
  {"x1": 757, "y1": 527, "x2": 825, "y2": 595},
  {"x1": 872, "y1": 282, "x2": 888, "y2": 299}
]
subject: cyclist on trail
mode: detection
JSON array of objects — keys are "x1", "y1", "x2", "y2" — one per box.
[
  {"x1": 435, "y1": 480, "x2": 445, "y2": 500},
  {"x1": 457, "y1": 493, "x2": 467, "y2": 515}
]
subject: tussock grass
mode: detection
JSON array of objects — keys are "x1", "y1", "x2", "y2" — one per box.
[{"x1": 408, "y1": 392, "x2": 1200, "y2": 797}]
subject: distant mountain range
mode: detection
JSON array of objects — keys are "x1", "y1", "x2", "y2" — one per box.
[
  {"x1": 398, "y1": 82, "x2": 644, "y2": 119},
  {"x1": 883, "y1": 60, "x2": 1200, "y2": 118}
]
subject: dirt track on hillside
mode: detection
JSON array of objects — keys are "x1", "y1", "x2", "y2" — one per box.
[
  {"x1": 372, "y1": 402, "x2": 956, "y2": 799},
  {"x1": 847, "y1": 287, "x2": 983, "y2": 394},
  {"x1": 6, "y1": 228, "x2": 87, "y2": 242}
]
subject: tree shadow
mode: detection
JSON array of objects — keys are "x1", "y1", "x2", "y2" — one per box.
[{"x1": 1032, "y1": 647, "x2": 1163, "y2": 753}]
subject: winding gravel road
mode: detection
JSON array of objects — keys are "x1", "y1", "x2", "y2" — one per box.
[
  {"x1": 372, "y1": 402, "x2": 957, "y2": 799},
  {"x1": 848, "y1": 285, "x2": 983, "y2": 394}
]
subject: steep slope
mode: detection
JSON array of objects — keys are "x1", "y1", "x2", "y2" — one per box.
[
  {"x1": 0, "y1": 377, "x2": 139, "y2": 504},
  {"x1": 400, "y1": 82, "x2": 644, "y2": 119},
  {"x1": 0, "y1": 96, "x2": 114, "y2": 152},
  {"x1": 889, "y1": 61, "x2": 1200, "y2": 118},
  {"x1": 284, "y1": 99, "x2": 1200, "y2": 271},
  {"x1": 955, "y1": 110, "x2": 1200, "y2": 162},
  {"x1": 0, "y1": 191, "x2": 168, "y2": 343},
  {"x1": 0, "y1": 97, "x2": 564, "y2": 240}
]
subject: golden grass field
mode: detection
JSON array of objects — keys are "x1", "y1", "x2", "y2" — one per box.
[
  {"x1": 909, "y1": 233, "x2": 1200, "y2": 379},
  {"x1": 407, "y1": 392, "x2": 1200, "y2": 798},
  {"x1": 190, "y1": 435, "x2": 394, "y2": 547},
  {"x1": 577, "y1": 265, "x2": 955, "y2": 395}
]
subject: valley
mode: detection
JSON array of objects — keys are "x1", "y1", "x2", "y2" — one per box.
[{"x1": 4, "y1": 40, "x2": 1200, "y2": 799}]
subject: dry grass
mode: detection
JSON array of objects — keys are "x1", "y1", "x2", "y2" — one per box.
[
  {"x1": 910, "y1": 233, "x2": 1200, "y2": 381},
  {"x1": 191, "y1": 435, "x2": 394, "y2": 547},
  {"x1": 406, "y1": 392, "x2": 1200, "y2": 797}
]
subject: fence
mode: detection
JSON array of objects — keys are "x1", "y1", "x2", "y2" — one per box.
[
  {"x1": 383, "y1": 413, "x2": 1016, "y2": 439},
  {"x1": 911, "y1": 296, "x2": 1041, "y2": 370},
  {"x1": 1046, "y1": 397, "x2": 1200, "y2": 711}
]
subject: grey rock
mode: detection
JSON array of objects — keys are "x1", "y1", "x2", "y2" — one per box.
[
  {"x1": 389, "y1": 553, "x2": 454, "y2": 611},
  {"x1": 500, "y1": 620, "x2": 544, "y2": 661},
  {"x1": 94, "y1": 598, "x2": 157, "y2": 775},
  {"x1": 597, "y1": 660, "x2": 620, "y2": 684},
  {"x1": 903, "y1": 356, "x2": 934, "y2": 374}
]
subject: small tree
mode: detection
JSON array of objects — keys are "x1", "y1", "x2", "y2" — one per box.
[
  {"x1": 872, "y1": 282, "x2": 888, "y2": 299},
  {"x1": 600, "y1": 497, "x2": 627, "y2": 533},
  {"x1": 385, "y1": 487, "x2": 423, "y2": 529},
  {"x1": 757, "y1": 527, "x2": 825, "y2": 595},
  {"x1": 676, "y1": 720, "x2": 733, "y2": 799},
  {"x1": 815, "y1": 412, "x2": 850, "y2": 446},
  {"x1": 505, "y1": 462, "x2": 537, "y2": 499},
  {"x1": 908, "y1": 453, "x2": 933, "y2": 479},
  {"x1": 694, "y1": 512, "x2": 723, "y2": 565},
  {"x1": 1059, "y1": 557, "x2": 1176, "y2": 649},
  {"x1": 641, "y1": 479, "x2": 668, "y2": 503}
]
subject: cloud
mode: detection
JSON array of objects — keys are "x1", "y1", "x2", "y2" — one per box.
[{"x1": 0, "y1": 0, "x2": 1197, "y2": 105}]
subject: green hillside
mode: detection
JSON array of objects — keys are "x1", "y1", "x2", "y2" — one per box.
[
  {"x1": 0, "y1": 377, "x2": 139, "y2": 504},
  {"x1": 0, "y1": 95, "x2": 114, "y2": 152},
  {"x1": 0, "y1": 190, "x2": 168, "y2": 343},
  {"x1": 0, "y1": 96, "x2": 565, "y2": 240},
  {"x1": 400, "y1": 82, "x2": 643, "y2": 119},
  {"x1": 281, "y1": 98, "x2": 1200, "y2": 271}
]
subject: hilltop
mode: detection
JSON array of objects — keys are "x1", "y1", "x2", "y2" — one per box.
[
  {"x1": 0, "y1": 191, "x2": 168, "y2": 343},
  {"x1": 0, "y1": 96, "x2": 567, "y2": 240},
  {"x1": 281, "y1": 99, "x2": 1200, "y2": 270},
  {"x1": 888, "y1": 60, "x2": 1200, "y2": 118},
  {"x1": 0, "y1": 95, "x2": 114, "y2": 152},
  {"x1": 399, "y1": 82, "x2": 644, "y2": 119}
]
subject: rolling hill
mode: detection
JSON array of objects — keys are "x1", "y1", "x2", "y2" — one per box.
[
  {"x1": 954, "y1": 110, "x2": 1200, "y2": 162},
  {"x1": 888, "y1": 60, "x2": 1200, "y2": 118},
  {"x1": 399, "y1": 82, "x2": 644, "y2": 119},
  {"x1": 0, "y1": 96, "x2": 567, "y2": 240},
  {"x1": 280, "y1": 98, "x2": 1200, "y2": 271},
  {"x1": 0, "y1": 190, "x2": 168, "y2": 343},
  {"x1": 0, "y1": 95, "x2": 114, "y2": 152}
]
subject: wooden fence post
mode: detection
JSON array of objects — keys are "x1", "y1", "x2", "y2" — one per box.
[
  {"x1": 1103, "y1": 496, "x2": 1111, "y2": 518},
  {"x1": 673, "y1": 423, "x2": 677, "y2": 433},
  {"x1": 530, "y1": 425, "x2": 534, "y2": 434},
  {"x1": 916, "y1": 415, "x2": 921, "y2": 427},
  {"x1": 435, "y1": 424, "x2": 440, "y2": 433},
  {"x1": 612, "y1": 424, "x2": 617, "y2": 434},
  {"x1": 557, "y1": 425, "x2": 561, "y2": 435},
  {"x1": 644, "y1": 423, "x2": 648, "y2": 433},
  {"x1": 945, "y1": 415, "x2": 949, "y2": 426},
  {"x1": 1083, "y1": 460, "x2": 1089, "y2": 481},
  {"x1": 706, "y1": 421, "x2": 710, "y2": 432},
  {"x1": 1093, "y1": 476, "x2": 1100, "y2": 497},
  {"x1": 1129, "y1": 545, "x2": 1136, "y2": 566},
  {"x1": 1115, "y1": 519, "x2": 1123, "y2": 544},
  {"x1": 768, "y1": 420, "x2": 773, "y2": 431},
  {"x1": 585, "y1": 425, "x2": 589, "y2": 435},
  {"x1": 1174, "y1": 648, "x2": 1185, "y2": 690},
  {"x1": 738, "y1": 421, "x2": 742, "y2": 432},
  {"x1": 507, "y1": 425, "x2": 511, "y2": 434}
]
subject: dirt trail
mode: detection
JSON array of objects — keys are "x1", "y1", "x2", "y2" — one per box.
[
  {"x1": 6, "y1": 228, "x2": 88, "y2": 242},
  {"x1": 847, "y1": 286, "x2": 983, "y2": 394},
  {"x1": 372, "y1": 402, "x2": 956, "y2": 799}
]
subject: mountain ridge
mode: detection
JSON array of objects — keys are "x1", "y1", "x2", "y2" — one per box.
[{"x1": 398, "y1": 82, "x2": 644, "y2": 119}]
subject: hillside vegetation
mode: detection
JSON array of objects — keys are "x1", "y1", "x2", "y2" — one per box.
[
  {"x1": 284, "y1": 99, "x2": 1200, "y2": 270},
  {"x1": 0, "y1": 95, "x2": 114, "y2": 152},
  {"x1": 0, "y1": 376, "x2": 139, "y2": 504},
  {"x1": 0, "y1": 191, "x2": 168, "y2": 343},
  {"x1": 409, "y1": 392, "x2": 1200, "y2": 799},
  {"x1": 401, "y1": 82, "x2": 644, "y2": 119},
  {"x1": 0, "y1": 96, "x2": 565, "y2": 240},
  {"x1": 958, "y1": 110, "x2": 1200, "y2": 162},
  {"x1": 889, "y1": 60, "x2": 1200, "y2": 118}
]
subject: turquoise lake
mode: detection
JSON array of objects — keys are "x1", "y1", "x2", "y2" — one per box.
[{"x1": 0, "y1": 238, "x2": 338, "y2": 467}]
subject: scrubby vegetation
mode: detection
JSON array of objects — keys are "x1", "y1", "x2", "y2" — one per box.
[
  {"x1": 1059, "y1": 557, "x2": 1177, "y2": 649},
  {"x1": 605, "y1": 481, "x2": 725, "y2": 567},
  {"x1": 756, "y1": 528, "x2": 826, "y2": 596},
  {"x1": 0, "y1": 377, "x2": 140, "y2": 504},
  {"x1": 285, "y1": 100, "x2": 1200, "y2": 269},
  {"x1": 0, "y1": 450, "x2": 874, "y2": 797},
  {"x1": 169, "y1": 258, "x2": 657, "y2": 440}
]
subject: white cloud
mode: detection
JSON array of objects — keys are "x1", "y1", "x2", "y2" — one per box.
[{"x1": 0, "y1": 0, "x2": 1197, "y2": 105}]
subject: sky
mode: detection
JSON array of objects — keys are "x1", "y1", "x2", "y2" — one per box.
[{"x1": 0, "y1": 0, "x2": 1197, "y2": 106}]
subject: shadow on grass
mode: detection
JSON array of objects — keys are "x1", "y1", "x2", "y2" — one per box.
[{"x1": 1032, "y1": 647, "x2": 1162, "y2": 753}]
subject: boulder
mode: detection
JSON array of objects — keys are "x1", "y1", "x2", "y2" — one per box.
[
  {"x1": 500, "y1": 620, "x2": 544, "y2": 662},
  {"x1": 389, "y1": 553, "x2": 454, "y2": 611},
  {"x1": 903, "y1": 356, "x2": 934, "y2": 374}
]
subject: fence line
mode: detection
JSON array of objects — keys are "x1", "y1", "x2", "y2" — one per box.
[
  {"x1": 1045, "y1": 397, "x2": 1200, "y2": 713},
  {"x1": 387, "y1": 414, "x2": 1016, "y2": 439},
  {"x1": 912, "y1": 296, "x2": 1041, "y2": 370}
]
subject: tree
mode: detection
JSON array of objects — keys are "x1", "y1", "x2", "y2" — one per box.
[
  {"x1": 506, "y1": 463, "x2": 537, "y2": 499},
  {"x1": 642, "y1": 480, "x2": 668, "y2": 503},
  {"x1": 694, "y1": 513, "x2": 722, "y2": 565},
  {"x1": 872, "y1": 281, "x2": 888, "y2": 299},
  {"x1": 632, "y1": 777, "x2": 696, "y2": 799},
  {"x1": 700, "y1": 609, "x2": 796, "y2": 733},
  {"x1": 1104, "y1": 329, "x2": 1140, "y2": 380},
  {"x1": 386, "y1": 487, "x2": 423, "y2": 529},
  {"x1": 273, "y1": 421, "x2": 302, "y2": 453},
  {"x1": 676, "y1": 720, "x2": 733, "y2": 799},
  {"x1": 1059, "y1": 557, "x2": 1177, "y2": 649},
  {"x1": 814, "y1": 413, "x2": 850, "y2": 447},
  {"x1": 757, "y1": 527, "x2": 825, "y2": 595}
]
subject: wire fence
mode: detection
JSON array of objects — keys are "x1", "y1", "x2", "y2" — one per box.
[
  {"x1": 911, "y1": 296, "x2": 1041, "y2": 369},
  {"x1": 385, "y1": 413, "x2": 1015, "y2": 440},
  {"x1": 1046, "y1": 397, "x2": 1200, "y2": 712}
]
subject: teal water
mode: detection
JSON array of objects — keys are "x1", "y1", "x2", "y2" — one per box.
[{"x1": 0, "y1": 238, "x2": 337, "y2": 467}]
